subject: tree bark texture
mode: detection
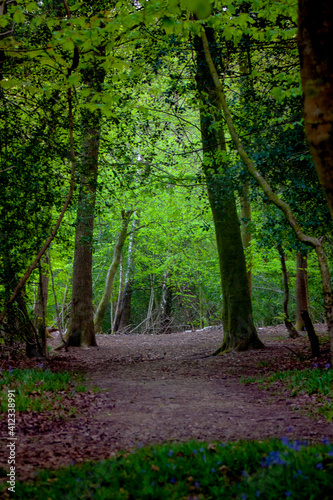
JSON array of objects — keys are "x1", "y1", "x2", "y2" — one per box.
[
  {"x1": 295, "y1": 252, "x2": 310, "y2": 331},
  {"x1": 298, "y1": 0, "x2": 333, "y2": 218},
  {"x1": 67, "y1": 122, "x2": 100, "y2": 346},
  {"x1": 66, "y1": 56, "x2": 105, "y2": 347},
  {"x1": 301, "y1": 310, "x2": 320, "y2": 357},
  {"x1": 195, "y1": 30, "x2": 263, "y2": 353},
  {"x1": 34, "y1": 256, "x2": 49, "y2": 332},
  {"x1": 94, "y1": 210, "x2": 133, "y2": 333},
  {"x1": 201, "y1": 28, "x2": 333, "y2": 364}
]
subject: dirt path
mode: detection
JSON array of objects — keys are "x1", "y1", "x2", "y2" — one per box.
[{"x1": 1, "y1": 325, "x2": 333, "y2": 482}]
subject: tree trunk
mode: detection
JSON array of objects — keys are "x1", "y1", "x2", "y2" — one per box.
[
  {"x1": 66, "y1": 56, "x2": 105, "y2": 347},
  {"x1": 301, "y1": 310, "x2": 320, "y2": 357},
  {"x1": 159, "y1": 276, "x2": 173, "y2": 334},
  {"x1": 34, "y1": 256, "x2": 49, "y2": 332},
  {"x1": 201, "y1": 28, "x2": 333, "y2": 364},
  {"x1": 94, "y1": 210, "x2": 133, "y2": 333},
  {"x1": 239, "y1": 44, "x2": 253, "y2": 295},
  {"x1": 295, "y1": 252, "x2": 310, "y2": 331},
  {"x1": 67, "y1": 126, "x2": 100, "y2": 346},
  {"x1": 277, "y1": 245, "x2": 299, "y2": 338},
  {"x1": 195, "y1": 30, "x2": 263, "y2": 353},
  {"x1": 298, "y1": 0, "x2": 333, "y2": 218},
  {"x1": 117, "y1": 282, "x2": 133, "y2": 332}
]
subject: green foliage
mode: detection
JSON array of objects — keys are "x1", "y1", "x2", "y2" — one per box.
[
  {"x1": 0, "y1": 368, "x2": 86, "y2": 413},
  {"x1": 2, "y1": 0, "x2": 333, "y2": 340},
  {"x1": 9, "y1": 439, "x2": 333, "y2": 499}
]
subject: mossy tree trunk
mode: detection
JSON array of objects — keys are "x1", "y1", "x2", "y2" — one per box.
[
  {"x1": 67, "y1": 60, "x2": 105, "y2": 347},
  {"x1": 201, "y1": 28, "x2": 333, "y2": 364},
  {"x1": 195, "y1": 31, "x2": 263, "y2": 353}
]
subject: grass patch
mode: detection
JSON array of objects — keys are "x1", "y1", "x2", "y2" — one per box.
[
  {"x1": 0, "y1": 367, "x2": 86, "y2": 413},
  {"x1": 240, "y1": 376, "x2": 260, "y2": 385},
  {"x1": 261, "y1": 367, "x2": 333, "y2": 421},
  {"x1": 4, "y1": 438, "x2": 333, "y2": 499}
]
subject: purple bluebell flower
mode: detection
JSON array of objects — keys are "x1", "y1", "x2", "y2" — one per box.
[
  {"x1": 170, "y1": 478, "x2": 176, "y2": 484},
  {"x1": 325, "y1": 363, "x2": 331, "y2": 369},
  {"x1": 261, "y1": 450, "x2": 287, "y2": 467},
  {"x1": 316, "y1": 463, "x2": 323, "y2": 470}
]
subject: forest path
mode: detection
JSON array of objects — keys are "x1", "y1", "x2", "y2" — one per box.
[{"x1": 2, "y1": 325, "x2": 333, "y2": 482}]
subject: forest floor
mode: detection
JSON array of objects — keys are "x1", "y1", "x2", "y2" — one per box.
[{"x1": 1, "y1": 324, "x2": 333, "y2": 484}]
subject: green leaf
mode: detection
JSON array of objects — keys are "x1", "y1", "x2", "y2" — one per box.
[
  {"x1": 0, "y1": 16, "x2": 9, "y2": 28},
  {"x1": 13, "y1": 9, "x2": 25, "y2": 24},
  {"x1": 25, "y1": 2, "x2": 38, "y2": 12},
  {"x1": 183, "y1": 0, "x2": 211, "y2": 19}
]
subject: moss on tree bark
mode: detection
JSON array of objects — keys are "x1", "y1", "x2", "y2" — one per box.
[{"x1": 195, "y1": 30, "x2": 263, "y2": 354}]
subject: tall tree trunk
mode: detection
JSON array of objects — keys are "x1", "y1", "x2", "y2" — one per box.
[
  {"x1": 195, "y1": 30, "x2": 263, "y2": 353},
  {"x1": 67, "y1": 121, "x2": 100, "y2": 347},
  {"x1": 295, "y1": 252, "x2": 310, "y2": 331},
  {"x1": 201, "y1": 28, "x2": 333, "y2": 364},
  {"x1": 239, "y1": 43, "x2": 253, "y2": 295},
  {"x1": 66, "y1": 56, "x2": 105, "y2": 347},
  {"x1": 298, "y1": 0, "x2": 333, "y2": 218},
  {"x1": 94, "y1": 210, "x2": 133, "y2": 333},
  {"x1": 277, "y1": 245, "x2": 299, "y2": 338}
]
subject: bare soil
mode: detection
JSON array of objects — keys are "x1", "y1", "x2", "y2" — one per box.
[{"x1": 1, "y1": 324, "x2": 333, "y2": 483}]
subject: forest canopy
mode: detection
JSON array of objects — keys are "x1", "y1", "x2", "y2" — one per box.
[{"x1": 1, "y1": 0, "x2": 333, "y2": 362}]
